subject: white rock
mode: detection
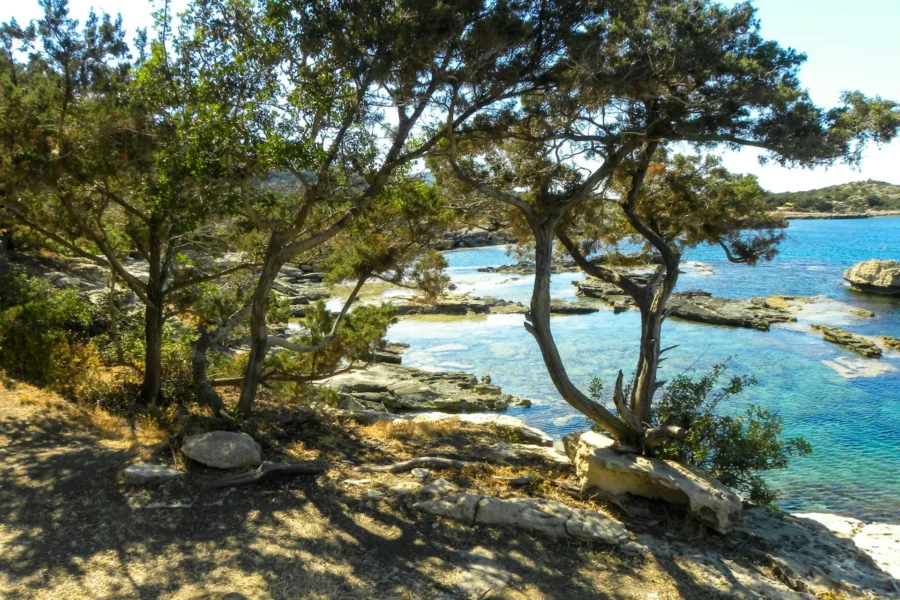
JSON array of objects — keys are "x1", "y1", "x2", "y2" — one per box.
[
  {"x1": 181, "y1": 431, "x2": 262, "y2": 469},
  {"x1": 389, "y1": 482, "x2": 421, "y2": 496},
  {"x1": 564, "y1": 430, "x2": 742, "y2": 534},
  {"x1": 122, "y1": 463, "x2": 184, "y2": 485},
  {"x1": 410, "y1": 468, "x2": 430, "y2": 479},
  {"x1": 365, "y1": 490, "x2": 385, "y2": 500},
  {"x1": 412, "y1": 412, "x2": 553, "y2": 447},
  {"x1": 340, "y1": 478, "x2": 372, "y2": 486},
  {"x1": 420, "y1": 478, "x2": 458, "y2": 497}
]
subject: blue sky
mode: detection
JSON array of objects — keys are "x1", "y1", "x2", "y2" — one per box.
[{"x1": 3, "y1": 0, "x2": 898, "y2": 192}]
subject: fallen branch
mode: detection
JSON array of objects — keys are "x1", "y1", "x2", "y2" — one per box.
[
  {"x1": 204, "y1": 461, "x2": 327, "y2": 488},
  {"x1": 355, "y1": 456, "x2": 469, "y2": 473}
]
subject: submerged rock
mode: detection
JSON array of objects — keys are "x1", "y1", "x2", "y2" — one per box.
[
  {"x1": 563, "y1": 431, "x2": 742, "y2": 534},
  {"x1": 879, "y1": 335, "x2": 900, "y2": 351},
  {"x1": 318, "y1": 364, "x2": 529, "y2": 413},
  {"x1": 843, "y1": 259, "x2": 900, "y2": 296},
  {"x1": 812, "y1": 325, "x2": 882, "y2": 358},
  {"x1": 182, "y1": 431, "x2": 262, "y2": 469}
]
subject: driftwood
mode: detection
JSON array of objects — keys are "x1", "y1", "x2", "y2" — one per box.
[
  {"x1": 355, "y1": 456, "x2": 469, "y2": 473},
  {"x1": 204, "y1": 461, "x2": 327, "y2": 488}
]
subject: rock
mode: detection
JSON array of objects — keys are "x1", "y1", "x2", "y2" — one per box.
[
  {"x1": 420, "y1": 478, "x2": 458, "y2": 497},
  {"x1": 415, "y1": 493, "x2": 640, "y2": 551},
  {"x1": 548, "y1": 299, "x2": 599, "y2": 315},
  {"x1": 181, "y1": 431, "x2": 262, "y2": 469},
  {"x1": 341, "y1": 478, "x2": 372, "y2": 486},
  {"x1": 411, "y1": 468, "x2": 430, "y2": 479},
  {"x1": 879, "y1": 335, "x2": 900, "y2": 351},
  {"x1": 794, "y1": 513, "x2": 900, "y2": 580},
  {"x1": 478, "y1": 253, "x2": 662, "y2": 275},
  {"x1": 843, "y1": 259, "x2": 900, "y2": 295},
  {"x1": 122, "y1": 463, "x2": 184, "y2": 485},
  {"x1": 574, "y1": 278, "x2": 798, "y2": 330},
  {"x1": 412, "y1": 412, "x2": 553, "y2": 447},
  {"x1": 318, "y1": 363, "x2": 527, "y2": 413},
  {"x1": 432, "y1": 228, "x2": 516, "y2": 251},
  {"x1": 564, "y1": 431, "x2": 742, "y2": 534},
  {"x1": 811, "y1": 325, "x2": 882, "y2": 358},
  {"x1": 389, "y1": 482, "x2": 422, "y2": 496},
  {"x1": 365, "y1": 490, "x2": 385, "y2": 500}
]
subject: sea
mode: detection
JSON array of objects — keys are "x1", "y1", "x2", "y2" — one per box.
[{"x1": 384, "y1": 217, "x2": 900, "y2": 522}]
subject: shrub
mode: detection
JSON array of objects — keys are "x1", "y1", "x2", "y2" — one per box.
[
  {"x1": 0, "y1": 271, "x2": 100, "y2": 383},
  {"x1": 651, "y1": 361, "x2": 812, "y2": 505}
]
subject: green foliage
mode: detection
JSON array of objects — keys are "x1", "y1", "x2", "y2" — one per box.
[
  {"x1": 652, "y1": 361, "x2": 812, "y2": 505},
  {"x1": 766, "y1": 180, "x2": 900, "y2": 213},
  {"x1": 0, "y1": 271, "x2": 99, "y2": 383}
]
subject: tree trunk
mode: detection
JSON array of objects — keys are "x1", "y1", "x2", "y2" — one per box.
[
  {"x1": 526, "y1": 220, "x2": 632, "y2": 441},
  {"x1": 140, "y1": 220, "x2": 166, "y2": 404},
  {"x1": 236, "y1": 238, "x2": 284, "y2": 416},
  {"x1": 108, "y1": 271, "x2": 125, "y2": 365},
  {"x1": 191, "y1": 327, "x2": 229, "y2": 417}
]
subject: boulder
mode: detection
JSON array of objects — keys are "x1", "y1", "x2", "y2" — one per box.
[
  {"x1": 182, "y1": 431, "x2": 262, "y2": 469},
  {"x1": 564, "y1": 431, "x2": 742, "y2": 534},
  {"x1": 811, "y1": 325, "x2": 882, "y2": 358},
  {"x1": 412, "y1": 412, "x2": 553, "y2": 447},
  {"x1": 843, "y1": 260, "x2": 900, "y2": 295},
  {"x1": 122, "y1": 463, "x2": 184, "y2": 485}
]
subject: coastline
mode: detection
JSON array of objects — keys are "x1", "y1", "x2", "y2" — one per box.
[{"x1": 775, "y1": 209, "x2": 900, "y2": 220}]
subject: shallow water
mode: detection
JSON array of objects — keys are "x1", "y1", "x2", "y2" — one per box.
[{"x1": 385, "y1": 218, "x2": 900, "y2": 522}]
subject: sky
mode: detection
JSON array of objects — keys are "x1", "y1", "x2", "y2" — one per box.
[{"x1": 2, "y1": 0, "x2": 898, "y2": 193}]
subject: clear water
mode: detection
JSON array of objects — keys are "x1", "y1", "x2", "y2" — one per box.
[{"x1": 385, "y1": 218, "x2": 900, "y2": 522}]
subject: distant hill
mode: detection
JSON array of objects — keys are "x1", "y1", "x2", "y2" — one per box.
[{"x1": 765, "y1": 180, "x2": 900, "y2": 213}]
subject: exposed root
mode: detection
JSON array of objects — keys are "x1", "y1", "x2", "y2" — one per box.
[
  {"x1": 204, "y1": 461, "x2": 327, "y2": 488},
  {"x1": 355, "y1": 456, "x2": 470, "y2": 473}
]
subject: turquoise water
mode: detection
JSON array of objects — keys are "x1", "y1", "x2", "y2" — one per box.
[{"x1": 385, "y1": 218, "x2": 900, "y2": 522}]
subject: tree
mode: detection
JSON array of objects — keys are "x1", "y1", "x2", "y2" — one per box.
[
  {"x1": 440, "y1": 0, "x2": 900, "y2": 449},
  {"x1": 0, "y1": 0, "x2": 256, "y2": 403},
  {"x1": 181, "y1": 0, "x2": 571, "y2": 416}
]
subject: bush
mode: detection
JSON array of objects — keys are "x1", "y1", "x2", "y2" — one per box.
[
  {"x1": 651, "y1": 361, "x2": 812, "y2": 505},
  {"x1": 0, "y1": 271, "x2": 100, "y2": 383}
]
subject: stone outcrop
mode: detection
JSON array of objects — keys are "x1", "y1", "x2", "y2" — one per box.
[
  {"x1": 432, "y1": 228, "x2": 515, "y2": 250},
  {"x1": 318, "y1": 363, "x2": 530, "y2": 413},
  {"x1": 879, "y1": 335, "x2": 900, "y2": 351},
  {"x1": 844, "y1": 259, "x2": 900, "y2": 295},
  {"x1": 411, "y1": 412, "x2": 553, "y2": 446},
  {"x1": 563, "y1": 431, "x2": 742, "y2": 534},
  {"x1": 812, "y1": 325, "x2": 882, "y2": 358},
  {"x1": 415, "y1": 494, "x2": 642, "y2": 552},
  {"x1": 122, "y1": 463, "x2": 184, "y2": 485},
  {"x1": 182, "y1": 431, "x2": 262, "y2": 469},
  {"x1": 575, "y1": 278, "x2": 797, "y2": 330},
  {"x1": 794, "y1": 512, "x2": 900, "y2": 580},
  {"x1": 478, "y1": 253, "x2": 662, "y2": 275},
  {"x1": 383, "y1": 294, "x2": 596, "y2": 317}
]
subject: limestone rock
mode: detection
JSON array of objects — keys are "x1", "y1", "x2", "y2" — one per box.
[
  {"x1": 575, "y1": 278, "x2": 796, "y2": 330},
  {"x1": 411, "y1": 412, "x2": 553, "y2": 447},
  {"x1": 454, "y1": 547, "x2": 514, "y2": 598},
  {"x1": 432, "y1": 228, "x2": 515, "y2": 251},
  {"x1": 182, "y1": 431, "x2": 262, "y2": 469},
  {"x1": 122, "y1": 463, "x2": 184, "y2": 485},
  {"x1": 415, "y1": 493, "x2": 640, "y2": 551},
  {"x1": 879, "y1": 335, "x2": 900, "y2": 351},
  {"x1": 318, "y1": 363, "x2": 526, "y2": 413},
  {"x1": 795, "y1": 513, "x2": 900, "y2": 580},
  {"x1": 564, "y1": 431, "x2": 742, "y2": 534},
  {"x1": 844, "y1": 260, "x2": 900, "y2": 295},
  {"x1": 389, "y1": 482, "x2": 422, "y2": 496},
  {"x1": 812, "y1": 325, "x2": 882, "y2": 358},
  {"x1": 411, "y1": 468, "x2": 430, "y2": 479},
  {"x1": 420, "y1": 478, "x2": 458, "y2": 497}
]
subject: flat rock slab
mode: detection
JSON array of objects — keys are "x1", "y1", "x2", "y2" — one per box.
[
  {"x1": 182, "y1": 431, "x2": 262, "y2": 469},
  {"x1": 412, "y1": 412, "x2": 553, "y2": 447},
  {"x1": 420, "y1": 478, "x2": 458, "y2": 497},
  {"x1": 454, "y1": 547, "x2": 515, "y2": 599},
  {"x1": 318, "y1": 363, "x2": 528, "y2": 413},
  {"x1": 122, "y1": 463, "x2": 184, "y2": 485},
  {"x1": 415, "y1": 493, "x2": 641, "y2": 552},
  {"x1": 812, "y1": 325, "x2": 883, "y2": 358},
  {"x1": 564, "y1": 431, "x2": 742, "y2": 534},
  {"x1": 795, "y1": 512, "x2": 900, "y2": 580}
]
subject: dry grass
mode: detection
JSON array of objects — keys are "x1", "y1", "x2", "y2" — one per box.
[{"x1": 362, "y1": 418, "x2": 467, "y2": 441}]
